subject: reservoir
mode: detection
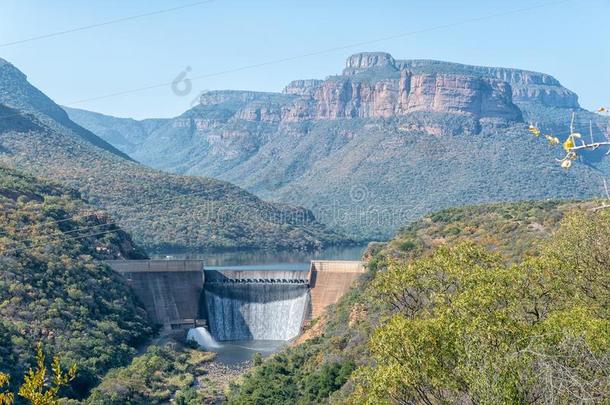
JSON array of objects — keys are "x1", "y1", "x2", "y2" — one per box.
[{"x1": 149, "y1": 244, "x2": 368, "y2": 266}]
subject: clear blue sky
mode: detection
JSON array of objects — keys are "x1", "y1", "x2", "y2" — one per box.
[{"x1": 0, "y1": 0, "x2": 608, "y2": 119}]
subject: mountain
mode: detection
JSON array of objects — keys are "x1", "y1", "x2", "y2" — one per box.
[
  {"x1": 0, "y1": 59, "x2": 132, "y2": 160},
  {"x1": 0, "y1": 166, "x2": 152, "y2": 397},
  {"x1": 0, "y1": 58, "x2": 346, "y2": 251},
  {"x1": 62, "y1": 106, "x2": 168, "y2": 154},
  {"x1": 67, "y1": 52, "x2": 610, "y2": 240}
]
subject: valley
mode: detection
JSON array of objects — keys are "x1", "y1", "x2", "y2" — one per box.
[
  {"x1": 67, "y1": 52, "x2": 610, "y2": 239},
  {"x1": 0, "y1": 2, "x2": 609, "y2": 403}
]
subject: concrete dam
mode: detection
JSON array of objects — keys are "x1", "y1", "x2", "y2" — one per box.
[{"x1": 106, "y1": 260, "x2": 365, "y2": 341}]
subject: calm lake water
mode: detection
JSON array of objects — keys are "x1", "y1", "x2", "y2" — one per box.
[
  {"x1": 166, "y1": 244, "x2": 368, "y2": 365},
  {"x1": 150, "y1": 244, "x2": 368, "y2": 268}
]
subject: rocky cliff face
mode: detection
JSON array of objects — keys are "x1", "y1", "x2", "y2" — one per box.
[
  {"x1": 171, "y1": 52, "x2": 582, "y2": 132},
  {"x1": 170, "y1": 55, "x2": 525, "y2": 134},
  {"x1": 396, "y1": 57, "x2": 580, "y2": 108},
  {"x1": 292, "y1": 71, "x2": 521, "y2": 123}
]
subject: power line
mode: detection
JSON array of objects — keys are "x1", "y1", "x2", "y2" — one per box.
[
  {"x1": 67, "y1": 0, "x2": 577, "y2": 107},
  {"x1": 0, "y1": 0, "x2": 576, "y2": 123},
  {"x1": 0, "y1": 0, "x2": 217, "y2": 48},
  {"x1": 1, "y1": 228, "x2": 126, "y2": 256},
  {"x1": 0, "y1": 0, "x2": 579, "y2": 252}
]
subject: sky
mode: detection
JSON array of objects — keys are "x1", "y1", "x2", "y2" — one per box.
[{"x1": 0, "y1": 0, "x2": 608, "y2": 119}]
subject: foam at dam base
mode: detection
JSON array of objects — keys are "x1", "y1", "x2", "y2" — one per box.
[
  {"x1": 203, "y1": 282, "x2": 310, "y2": 341},
  {"x1": 187, "y1": 327, "x2": 220, "y2": 349}
]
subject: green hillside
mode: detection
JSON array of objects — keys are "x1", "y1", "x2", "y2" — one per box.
[
  {"x1": 227, "y1": 200, "x2": 610, "y2": 404},
  {"x1": 0, "y1": 166, "x2": 152, "y2": 398},
  {"x1": 0, "y1": 58, "x2": 347, "y2": 252}
]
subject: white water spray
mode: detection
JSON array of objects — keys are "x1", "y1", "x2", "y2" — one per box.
[{"x1": 187, "y1": 327, "x2": 220, "y2": 349}]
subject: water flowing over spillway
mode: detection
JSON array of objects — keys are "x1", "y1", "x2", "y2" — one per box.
[{"x1": 202, "y1": 270, "x2": 310, "y2": 341}]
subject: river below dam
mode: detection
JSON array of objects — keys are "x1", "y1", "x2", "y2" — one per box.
[{"x1": 157, "y1": 245, "x2": 368, "y2": 365}]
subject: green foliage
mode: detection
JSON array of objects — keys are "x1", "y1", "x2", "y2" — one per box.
[
  {"x1": 227, "y1": 340, "x2": 356, "y2": 405},
  {"x1": 352, "y1": 211, "x2": 610, "y2": 404},
  {"x1": 0, "y1": 121, "x2": 345, "y2": 251},
  {"x1": 18, "y1": 343, "x2": 76, "y2": 405},
  {"x1": 0, "y1": 82, "x2": 346, "y2": 251},
  {"x1": 0, "y1": 167, "x2": 152, "y2": 398},
  {"x1": 251, "y1": 353, "x2": 263, "y2": 367},
  {"x1": 229, "y1": 201, "x2": 610, "y2": 404},
  {"x1": 85, "y1": 345, "x2": 218, "y2": 404},
  {"x1": 388, "y1": 200, "x2": 588, "y2": 262},
  {"x1": 301, "y1": 361, "x2": 355, "y2": 402}
]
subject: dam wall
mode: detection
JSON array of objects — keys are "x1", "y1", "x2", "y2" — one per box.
[
  {"x1": 107, "y1": 260, "x2": 366, "y2": 340},
  {"x1": 203, "y1": 269, "x2": 310, "y2": 341},
  {"x1": 106, "y1": 260, "x2": 204, "y2": 327},
  {"x1": 308, "y1": 260, "x2": 366, "y2": 319}
]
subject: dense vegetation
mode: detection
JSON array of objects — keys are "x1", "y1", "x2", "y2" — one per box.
[
  {"x1": 0, "y1": 166, "x2": 152, "y2": 399},
  {"x1": 384, "y1": 200, "x2": 591, "y2": 262},
  {"x1": 228, "y1": 200, "x2": 610, "y2": 404},
  {"x1": 0, "y1": 58, "x2": 347, "y2": 251},
  {"x1": 227, "y1": 339, "x2": 355, "y2": 404},
  {"x1": 81, "y1": 345, "x2": 223, "y2": 404}
]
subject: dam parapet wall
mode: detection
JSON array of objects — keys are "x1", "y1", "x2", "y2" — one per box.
[
  {"x1": 106, "y1": 260, "x2": 204, "y2": 327},
  {"x1": 204, "y1": 269, "x2": 309, "y2": 284}
]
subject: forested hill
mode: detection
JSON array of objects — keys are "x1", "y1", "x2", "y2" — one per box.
[
  {"x1": 0, "y1": 58, "x2": 346, "y2": 251},
  {"x1": 228, "y1": 200, "x2": 610, "y2": 403},
  {"x1": 0, "y1": 166, "x2": 152, "y2": 398}
]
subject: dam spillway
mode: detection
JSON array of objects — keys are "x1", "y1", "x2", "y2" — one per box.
[
  {"x1": 203, "y1": 269, "x2": 310, "y2": 341},
  {"x1": 106, "y1": 260, "x2": 365, "y2": 342}
]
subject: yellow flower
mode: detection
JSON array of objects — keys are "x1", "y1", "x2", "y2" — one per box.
[
  {"x1": 545, "y1": 135, "x2": 560, "y2": 145},
  {"x1": 528, "y1": 125, "x2": 541, "y2": 137},
  {"x1": 563, "y1": 137, "x2": 575, "y2": 152}
]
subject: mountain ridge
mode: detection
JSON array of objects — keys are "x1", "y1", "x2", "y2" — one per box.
[
  {"x1": 0, "y1": 57, "x2": 134, "y2": 161},
  {"x1": 65, "y1": 52, "x2": 610, "y2": 239}
]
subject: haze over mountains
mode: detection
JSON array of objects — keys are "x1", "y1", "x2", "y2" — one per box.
[
  {"x1": 67, "y1": 52, "x2": 610, "y2": 239},
  {"x1": 0, "y1": 58, "x2": 345, "y2": 251}
]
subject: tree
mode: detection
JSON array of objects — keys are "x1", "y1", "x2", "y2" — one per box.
[
  {"x1": 351, "y1": 231, "x2": 610, "y2": 404},
  {"x1": 17, "y1": 342, "x2": 76, "y2": 405},
  {"x1": 0, "y1": 373, "x2": 13, "y2": 405},
  {"x1": 252, "y1": 352, "x2": 263, "y2": 367}
]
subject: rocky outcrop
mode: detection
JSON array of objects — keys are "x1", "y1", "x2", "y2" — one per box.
[
  {"x1": 207, "y1": 53, "x2": 543, "y2": 126},
  {"x1": 283, "y1": 80, "x2": 323, "y2": 96},
  {"x1": 167, "y1": 53, "x2": 585, "y2": 130},
  {"x1": 343, "y1": 52, "x2": 397, "y2": 75},
  {"x1": 279, "y1": 72, "x2": 521, "y2": 123},
  {"x1": 397, "y1": 58, "x2": 580, "y2": 108}
]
